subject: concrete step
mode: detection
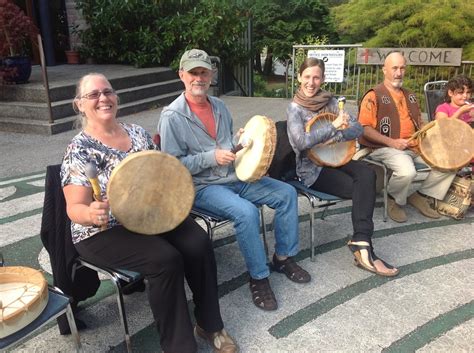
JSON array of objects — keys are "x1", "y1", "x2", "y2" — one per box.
[
  {"x1": 117, "y1": 90, "x2": 182, "y2": 117},
  {"x1": 0, "y1": 116, "x2": 77, "y2": 135},
  {"x1": 0, "y1": 100, "x2": 70, "y2": 121},
  {"x1": 0, "y1": 65, "x2": 182, "y2": 134},
  {"x1": 0, "y1": 90, "x2": 181, "y2": 134},
  {"x1": 0, "y1": 80, "x2": 183, "y2": 121},
  {"x1": 116, "y1": 79, "x2": 183, "y2": 105},
  {"x1": 0, "y1": 67, "x2": 179, "y2": 103}
]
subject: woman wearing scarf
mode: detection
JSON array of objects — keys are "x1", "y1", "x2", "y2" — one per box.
[{"x1": 287, "y1": 57, "x2": 399, "y2": 277}]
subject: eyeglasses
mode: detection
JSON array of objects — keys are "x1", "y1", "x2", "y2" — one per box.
[{"x1": 81, "y1": 88, "x2": 116, "y2": 100}]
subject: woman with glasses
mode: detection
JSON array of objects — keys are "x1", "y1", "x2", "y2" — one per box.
[{"x1": 61, "y1": 73, "x2": 237, "y2": 353}]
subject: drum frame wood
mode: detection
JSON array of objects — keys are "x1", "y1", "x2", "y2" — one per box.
[
  {"x1": 417, "y1": 117, "x2": 474, "y2": 172},
  {"x1": 0, "y1": 266, "x2": 48, "y2": 338},
  {"x1": 305, "y1": 112, "x2": 356, "y2": 167},
  {"x1": 235, "y1": 115, "x2": 277, "y2": 182}
]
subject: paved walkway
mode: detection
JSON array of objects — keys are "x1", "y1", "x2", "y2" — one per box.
[{"x1": 1, "y1": 94, "x2": 473, "y2": 352}]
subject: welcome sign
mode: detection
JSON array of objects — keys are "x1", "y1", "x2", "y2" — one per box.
[{"x1": 357, "y1": 48, "x2": 462, "y2": 66}]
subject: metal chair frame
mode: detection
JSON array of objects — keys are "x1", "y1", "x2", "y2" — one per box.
[
  {"x1": 362, "y1": 156, "x2": 431, "y2": 221},
  {"x1": 0, "y1": 259, "x2": 82, "y2": 352},
  {"x1": 286, "y1": 180, "x2": 342, "y2": 262},
  {"x1": 72, "y1": 258, "x2": 144, "y2": 353},
  {"x1": 424, "y1": 80, "x2": 448, "y2": 122},
  {"x1": 190, "y1": 206, "x2": 269, "y2": 257}
]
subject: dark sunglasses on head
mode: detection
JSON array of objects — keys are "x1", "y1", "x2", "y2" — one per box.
[{"x1": 81, "y1": 88, "x2": 116, "y2": 100}]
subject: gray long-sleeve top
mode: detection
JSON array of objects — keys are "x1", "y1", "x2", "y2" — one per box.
[{"x1": 286, "y1": 97, "x2": 362, "y2": 187}]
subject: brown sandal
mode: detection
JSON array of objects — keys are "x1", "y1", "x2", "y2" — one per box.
[
  {"x1": 272, "y1": 254, "x2": 311, "y2": 283},
  {"x1": 249, "y1": 277, "x2": 278, "y2": 311},
  {"x1": 347, "y1": 240, "x2": 399, "y2": 277}
]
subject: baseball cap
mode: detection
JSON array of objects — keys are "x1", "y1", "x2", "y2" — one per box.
[{"x1": 180, "y1": 49, "x2": 212, "y2": 71}]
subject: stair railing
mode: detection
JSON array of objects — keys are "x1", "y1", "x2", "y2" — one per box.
[{"x1": 37, "y1": 34, "x2": 54, "y2": 124}]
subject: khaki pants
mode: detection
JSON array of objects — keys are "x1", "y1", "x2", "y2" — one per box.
[{"x1": 368, "y1": 147, "x2": 456, "y2": 205}]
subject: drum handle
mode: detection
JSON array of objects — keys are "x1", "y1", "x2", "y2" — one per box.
[
  {"x1": 85, "y1": 162, "x2": 107, "y2": 231},
  {"x1": 231, "y1": 136, "x2": 252, "y2": 154},
  {"x1": 406, "y1": 120, "x2": 437, "y2": 143}
]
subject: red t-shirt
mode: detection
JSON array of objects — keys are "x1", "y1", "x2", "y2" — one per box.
[{"x1": 187, "y1": 98, "x2": 216, "y2": 139}]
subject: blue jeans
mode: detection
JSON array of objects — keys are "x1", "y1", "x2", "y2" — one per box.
[{"x1": 194, "y1": 176, "x2": 299, "y2": 279}]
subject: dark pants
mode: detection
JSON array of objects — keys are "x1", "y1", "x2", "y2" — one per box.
[
  {"x1": 75, "y1": 217, "x2": 223, "y2": 353},
  {"x1": 310, "y1": 160, "x2": 376, "y2": 242}
]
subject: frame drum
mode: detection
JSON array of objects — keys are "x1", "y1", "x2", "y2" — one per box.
[
  {"x1": 0, "y1": 266, "x2": 48, "y2": 338},
  {"x1": 305, "y1": 112, "x2": 356, "y2": 167},
  {"x1": 417, "y1": 117, "x2": 474, "y2": 172},
  {"x1": 235, "y1": 115, "x2": 277, "y2": 182},
  {"x1": 107, "y1": 150, "x2": 194, "y2": 235}
]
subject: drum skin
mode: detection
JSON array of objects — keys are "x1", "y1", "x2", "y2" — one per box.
[
  {"x1": 0, "y1": 266, "x2": 48, "y2": 338},
  {"x1": 235, "y1": 115, "x2": 277, "y2": 182},
  {"x1": 305, "y1": 112, "x2": 356, "y2": 167},
  {"x1": 418, "y1": 117, "x2": 474, "y2": 172},
  {"x1": 107, "y1": 150, "x2": 194, "y2": 235}
]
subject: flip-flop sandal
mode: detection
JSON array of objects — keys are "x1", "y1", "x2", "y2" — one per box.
[
  {"x1": 372, "y1": 255, "x2": 400, "y2": 277},
  {"x1": 348, "y1": 240, "x2": 399, "y2": 277}
]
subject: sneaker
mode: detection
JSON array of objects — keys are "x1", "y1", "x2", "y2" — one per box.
[
  {"x1": 407, "y1": 192, "x2": 440, "y2": 219},
  {"x1": 387, "y1": 197, "x2": 407, "y2": 223},
  {"x1": 195, "y1": 325, "x2": 238, "y2": 353},
  {"x1": 272, "y1": 254, "x2": 311, "y2": 283},
  {"x1": 249, "y1": 277, "x2": 278, "y2": 311}
]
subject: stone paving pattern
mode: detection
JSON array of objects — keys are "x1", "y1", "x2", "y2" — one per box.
[{"x1": 1, "y1": 88, "x2": 473, "y2": 352}]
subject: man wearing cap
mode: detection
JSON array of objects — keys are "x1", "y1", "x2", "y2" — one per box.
[{"x1": 158, "y1": 49, "x2": 311, "y2": 316}]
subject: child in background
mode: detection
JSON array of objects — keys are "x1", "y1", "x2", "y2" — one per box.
[{"x1": 435, "y1": 75, "x2": 473, "y2": 124}]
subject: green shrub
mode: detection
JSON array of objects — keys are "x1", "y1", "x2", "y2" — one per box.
[{"x1": 75, "y1": 0, "x2": 249, "y2": 68}]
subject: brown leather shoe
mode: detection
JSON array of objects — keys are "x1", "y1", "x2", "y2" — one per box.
[
  {"x1": 407, "y1": 192, "x2": 440, "y2": 219},
  {"x1": 195, "y1": 325, "x2": 238, "y2": 353},
  {"x1": 387, "y1": 197, "x2": 407, "y2": 223}
]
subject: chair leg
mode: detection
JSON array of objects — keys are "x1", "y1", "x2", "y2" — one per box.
[
  {"x1": 320, "y1": 206, "x2": 329, "y2": 220},
  {"x1": 309, "y1": 206, "x2": 316, "y2": 262},
  {"x1": 65, "y1": 303, "x2": 83, "y2": 353},
  {"x1": 259, "y1": 206, "x2": 269, "y2": 261},
  {"x1": 382, "y1": 164, "x2": 388, "y2": 222},
  {"x1": 111, "y1": 276, "x2": 132, "y2": 353},
  {"x1": 204, "y1": 219, "x2": 214, "y2": 240}
]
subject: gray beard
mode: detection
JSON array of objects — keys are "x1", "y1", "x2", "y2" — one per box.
[{"x1": 391, "y1": 80, "x2": 403, "y2": 89}]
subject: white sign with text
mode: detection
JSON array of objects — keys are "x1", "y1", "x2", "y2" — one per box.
[{"x1": 307, "y1": 50, "x2": 345, "y2": 83}]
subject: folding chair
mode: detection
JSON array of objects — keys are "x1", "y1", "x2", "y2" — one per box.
[
  {"x1": 285, "y1": 180, "x2": 342, "y2": 262},
  {"x1": 42, "y1": 164, "x2": 143, "y2": 353},
  {"x1": 0, "y1": 257, "x2": 82, "y2": 352},
  {"x1": 424, "y1": 80, "x2": 448, "y2": 121},
  {"x1": 190, "y1": 206, "x2": 269, "y2": 257},
  {"x1": 361, "y1": 155, "x2": 430, "y2": 221},
  {"x1": 72, "y1": 259, "x2": 144, "y2": 353}
]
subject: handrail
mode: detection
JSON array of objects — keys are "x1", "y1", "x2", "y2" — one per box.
[{"x1": 37, "y1": 34, "x2": 54, "y2": 124}]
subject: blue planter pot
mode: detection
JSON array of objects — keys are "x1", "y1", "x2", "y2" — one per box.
[{"x1": 1, "y1": 56, "x2": 32, "y2": 84}]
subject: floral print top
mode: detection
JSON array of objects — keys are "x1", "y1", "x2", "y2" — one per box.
[{"x1": 60, "y1": 123, "x2": 155, "y2": 244}]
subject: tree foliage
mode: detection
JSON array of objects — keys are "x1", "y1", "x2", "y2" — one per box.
[
  {"x1": 247, "y1": 0, "x2": 338, "y2": 74},
  {"x1": 75, "y1": 0, "x2": 249, "y2": 68},
  {"x1": 333, "y1": 0, "x2": 474, "y2": 59}
]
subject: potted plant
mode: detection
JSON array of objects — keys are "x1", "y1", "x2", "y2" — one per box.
[
  {"x1": 65, "y1": 23, "x2": 81, "y2": 64},
  {"x1": 0, "y1": 0, "x2": 39, "y2": 84}
]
